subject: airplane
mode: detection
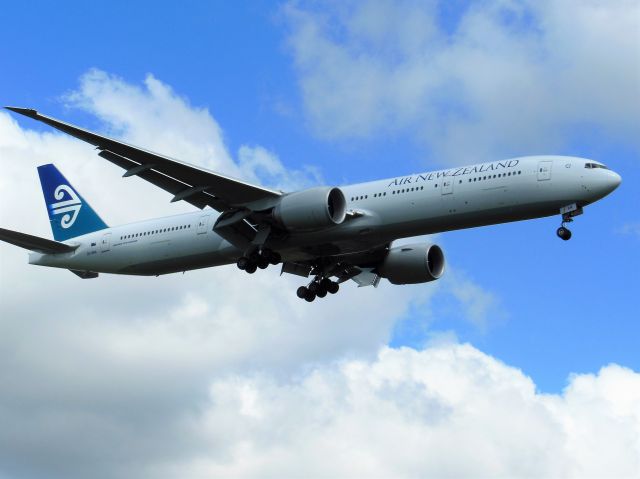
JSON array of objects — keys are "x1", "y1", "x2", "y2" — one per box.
[{"x1": 0, "y1": 107, "x2": 622, "y2": 302}]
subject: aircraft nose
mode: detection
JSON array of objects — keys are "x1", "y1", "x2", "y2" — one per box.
[
  {"x1": 609, "y1": 170, "x2": 622, "y2": 191},
  {"x1": 607, "y1": 170, "x2": 622, "y2": 192},
  {"x1": 581, "y1": 168, "x2": 622, "y2": 201},
  {"x1": 593, "y1": 170, "x2": 622, "y2": 198}
]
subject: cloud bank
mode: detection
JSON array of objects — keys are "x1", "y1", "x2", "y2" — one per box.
[
  {"x1": 0, "y1": 70, "x2": 638, "y2": 478},
  {"x1": 284, "y1": 0, "x2": 640, "y2": 162}
]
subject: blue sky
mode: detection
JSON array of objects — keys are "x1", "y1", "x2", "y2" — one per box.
[
  {"x1": 2, "y1": 1, "x2": 638, "y2": 391},
  {"x1": 1, "y1": 2, "x2": 639, "y2": 477}
]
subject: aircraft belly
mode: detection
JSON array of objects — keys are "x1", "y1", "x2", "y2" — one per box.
[{"x1": 113, "y1": 234, "x2": 237, "y2": 275}]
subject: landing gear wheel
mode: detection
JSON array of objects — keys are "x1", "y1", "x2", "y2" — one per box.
[
  {"x1": 237, "y1": 257, "x2": 249, "y2": 270},
  {"x1": 297, "y1": 286, "x2": 308, "y2": 299},
  {"x1": 304, "y1": 290, "x2": 316, "y2": 302},
  {"x1": 308, "y1": 282, "x2": 319, "y2": 294},
  {"x1": 245, "y1": 263, "x2": 257, "y2": 274},
  {"x1": 557, "y1": 226, "x2": 572, "y2": 241},
  {"x1": 257, "y1": 257, "x2": 269, "y2": 269},
  {"x1": 266, "y1": 251, "x2": 281, "y2": 265},
  {"x1": 327, "y1": 281, "x2": 339, "y2": 294},
  {"x1": 316, "y1": 287, "x2": 327, "y2": 298}
]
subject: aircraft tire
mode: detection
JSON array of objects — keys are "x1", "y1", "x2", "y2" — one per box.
[
  {"x1": 304, "y1": 290, "x2": 316, "y2": 302},
  {"x1": 328, "y1": 282, "x2": 339, "y2": 294},
  {"x1": 237, "y1": 257, "x2": 249, "y2": 270},
  {"x1": 297, "y1": 286, "x2": 308, "y2": 299},
  {"x1": 245, "y1": 263, "x2": 257, "y2": 274},
  {"x1": 557, "y1": 226, "x2": 572, "y2": 241},
  {"x1": 268, "y1": 251, "x2": 282, "y2": 265}
]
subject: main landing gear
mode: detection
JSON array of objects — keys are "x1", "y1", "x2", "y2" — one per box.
[
  {"x1": 236, "y1": 248, "x2": 281, "y2": 274},
  {"x1": 556, "y1": 204, "x2": 583, "y2": 241},
  {"x1": 296, "y1": 277, "x2": 340, "y2": 302}
]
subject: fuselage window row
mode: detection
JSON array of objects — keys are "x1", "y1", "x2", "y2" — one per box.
[
  {"x1": 351, "y1": 171, "x2": 523, "y2": 200},
  {"x1": 467, "y1": 170, "x2": 522, "y2": 183},
  {"x1": 391, "y1": 186, "x2": 426, "y2": 195},
  {"x1": 120, "y1": 224, "x2": 191, "y2": 241}
]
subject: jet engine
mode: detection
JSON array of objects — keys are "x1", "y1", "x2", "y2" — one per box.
[
  {"x1": 273, "y1": 187, "x2": 347, "y2": 230},
  {"x1": 378, "y1": 243, "x2": 445, "y2": 285}
]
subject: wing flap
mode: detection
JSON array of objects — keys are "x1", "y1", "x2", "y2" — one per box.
[
  {"x1": 0, "y1": 227, "x2": 78, "y2": 254},
  {"x1": 98, "y1": 150, "x2": 218, "y2": 210}
]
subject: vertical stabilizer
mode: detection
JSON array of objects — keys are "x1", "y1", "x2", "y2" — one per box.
[{"x1": 37, "y1": 164, "x2": 108, "y2": 241}]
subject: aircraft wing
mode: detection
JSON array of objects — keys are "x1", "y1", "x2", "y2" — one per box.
[{"x1": 5, "y1": 107, "x2": 282, "y2": 212}]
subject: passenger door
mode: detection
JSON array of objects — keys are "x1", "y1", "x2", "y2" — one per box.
[
  {"x1": 537, "y1": 160, "x2": 552, "y2": 181},
  {"x1": 196, "y1": 214, "x2": 210, "y2": 235},
  {"x1": 441, "y1": 178, "x2": 454, "y2": 195},
  {"x1": 100, "y1": 232, "x2": 111, "y2": 252}
]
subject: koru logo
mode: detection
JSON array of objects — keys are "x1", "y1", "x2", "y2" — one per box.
[{"x1": 51, "y1": 184, "x2": 82, "y2": 228}]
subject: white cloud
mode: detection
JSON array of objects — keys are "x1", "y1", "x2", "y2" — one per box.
[
  {"x1": 443, "y1": 269, "x2": 504, "y2": 329},
  {"x1": 1, "y1": 70, "x2": 635, "y2": 478},
  {"x1": 283, "y1": 0, "x2": 640, "y2": 162},
  {"x1": 184, "y1": 343, "x2": 640, "y2": 478},
  {"x1": 618, "y1": 222, "x2": 640, "y2": 238},
  {"x1": 0, "y1": 70, "x2": 471, "y2": 478}
]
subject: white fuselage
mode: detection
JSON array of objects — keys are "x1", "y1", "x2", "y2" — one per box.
[{"x1": 29, "y1": 155, "x2": 621, "y2": 275}]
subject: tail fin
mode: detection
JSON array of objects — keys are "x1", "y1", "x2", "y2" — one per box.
[{"x1": 37, "y1": 164, "x2": 108, "y2": 241}]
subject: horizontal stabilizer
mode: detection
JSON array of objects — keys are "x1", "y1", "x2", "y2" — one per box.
[{"x1": 0, "y1": 227, "x2": 78, "y2": 254}]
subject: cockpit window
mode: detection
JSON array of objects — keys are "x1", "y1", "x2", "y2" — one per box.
[{"x1": 585, "y1": 162, "x2": 608, "y2": 170}]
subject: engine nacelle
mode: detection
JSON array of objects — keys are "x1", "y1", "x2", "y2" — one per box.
[
  {"x1": 273, "y1": 187, "x2": 347, "y2": 231},
  {"x1": 378, "y1": 243, "x2": 445, "y2": 285}
]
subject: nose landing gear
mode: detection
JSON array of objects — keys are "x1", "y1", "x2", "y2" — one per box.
[
  {"x1": 557, "y1": 225, "x2": 572, "y2": 241},
  {"x1": 556, "y1": 203, "x2": 583, "y2": 241}
]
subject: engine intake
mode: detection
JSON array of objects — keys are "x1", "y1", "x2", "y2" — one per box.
[
  {"x1": 378, "y1": 243, "x2": 445, "y2": 285},
  {"x1": 273, "y1": 187, "x2": 347, "y2": 231}
]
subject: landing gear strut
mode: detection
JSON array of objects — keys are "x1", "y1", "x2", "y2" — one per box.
[
  {"x1": 296, "y1": 277, "x2": 340, "y2": 302},
  {"x1": 556, "y1": 204, "x2": 583, "y2": 241},
  {"x1": 236, "y1": 248, "x2": 281, "y2": 274}
]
